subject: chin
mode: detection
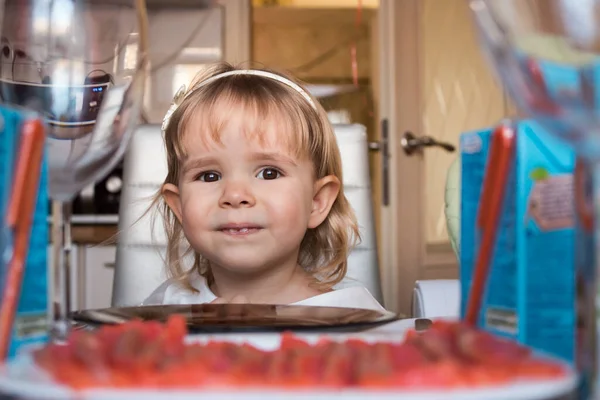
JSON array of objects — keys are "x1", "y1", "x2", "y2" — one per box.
[{"x1": 211, "y1": 257, "x2": 274, "y2": 274}]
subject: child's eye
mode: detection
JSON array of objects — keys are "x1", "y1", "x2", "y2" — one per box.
[
  {"x1": 197, "y1": 171, "x2": 221, "y2": 182},
  {"x1": 256, "y1": 167, "x2": 281, "y2": 180}
]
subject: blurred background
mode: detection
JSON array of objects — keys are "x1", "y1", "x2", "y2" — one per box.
[{"x1": 60, "y1": 0, "x2": 514, "y2": 316}]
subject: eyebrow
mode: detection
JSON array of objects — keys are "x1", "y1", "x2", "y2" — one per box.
[
  {"x1": 181, "y1": 152, "x2": 298, "y2": 172},
  {"x1": 182, "y1": 157, "x2": 218, "y2": 173},
  {"x1": 249, "y1": 152, "x2": 298, "y2": 166}
]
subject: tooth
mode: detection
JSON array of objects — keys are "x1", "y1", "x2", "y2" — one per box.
[{"x1": 224, "y1": 227, "x2": 255, "y2": 233}]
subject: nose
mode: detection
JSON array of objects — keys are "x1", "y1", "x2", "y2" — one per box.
[{"x1": 219, "y1": 179, "x2": 256, "y2": 208}]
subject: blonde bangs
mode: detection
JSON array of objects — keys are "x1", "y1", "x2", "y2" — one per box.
[{"x1": 175, "y1": 77, "x2": 316, "y2": 162}]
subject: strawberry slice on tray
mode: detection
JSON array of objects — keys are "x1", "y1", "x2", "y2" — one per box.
[{"x1": 32, "y1": 316, "x2": 569, "y2": 391}]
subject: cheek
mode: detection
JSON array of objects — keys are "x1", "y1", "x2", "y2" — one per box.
[
  {"x1": 179, "y1": 187, "x2": 213, "y2": 226},
  {"x1": 265, "y1": 185, "x2": 313, "y2": 225}
]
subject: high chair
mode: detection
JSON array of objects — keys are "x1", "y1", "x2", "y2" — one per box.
[{"x1": 111, "y1": 124, "x2": 384, "y2": 307}]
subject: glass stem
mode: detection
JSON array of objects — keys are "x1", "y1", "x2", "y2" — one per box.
[{"x1": 50, "y1": 200, "x2": 72, "y2": 341}]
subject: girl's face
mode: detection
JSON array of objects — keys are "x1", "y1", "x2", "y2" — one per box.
[{"x1": 162, "y1": 109, "x2": 340, "y2": 277}]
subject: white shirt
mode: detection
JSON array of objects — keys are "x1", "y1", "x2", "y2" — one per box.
[{"x1": 143, "y1": 273, "x2": 386, "y2": 312}]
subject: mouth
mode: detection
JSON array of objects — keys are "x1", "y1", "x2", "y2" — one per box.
[{"x1": 218, "y1": 224, "x2": 263, "y2": 236}]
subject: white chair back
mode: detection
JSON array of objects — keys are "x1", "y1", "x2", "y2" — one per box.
[{"x1": 112, "y1": 123, "x2": 382, "y2": 306}]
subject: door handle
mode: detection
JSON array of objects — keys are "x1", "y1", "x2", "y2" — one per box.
[
  {"x1": 401, "y1": 131, "x2": 455, "y2": 155},
  {"x1": 368, "y1": 128, "x2": 456, "y2": 208}
]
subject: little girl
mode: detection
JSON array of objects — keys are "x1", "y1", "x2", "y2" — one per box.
[{"x1": 143, "y1": 62, "x2": 384, "y2": 311}]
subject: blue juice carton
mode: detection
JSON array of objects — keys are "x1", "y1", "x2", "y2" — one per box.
[
  {"x1": 459, "y1": 119, "x2": 576, "y2": 362},
  {"x1": 0, "y1": 105, "x2": 49, "y2": 358}
]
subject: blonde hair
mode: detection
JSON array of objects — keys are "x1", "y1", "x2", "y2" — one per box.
[{"x1": 155, "y1": 62, "x2": 360, "y2": 291}]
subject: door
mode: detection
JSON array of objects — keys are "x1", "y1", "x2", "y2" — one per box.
[{"x1": 377, "y1": 0, "x2": 513, "y2": 316}]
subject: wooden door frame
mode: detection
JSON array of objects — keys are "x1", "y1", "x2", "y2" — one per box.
[
  {"x1": 219, "y1": 0, "x2": 252, "y2": 65},
  {"x1": 378, "y1": 0, "x2": 457, "y2": 317},
  {"x1": 378, "y1": 0, "x2": 422, "y2": 317}
]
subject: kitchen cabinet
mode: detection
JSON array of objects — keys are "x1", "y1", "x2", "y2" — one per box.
[
  {"x1": 47, "y1": 244, "x2": 116, "y2": 311},
  {"x1": 80, "y1": 245, "x2": 116, "y2": 310}
]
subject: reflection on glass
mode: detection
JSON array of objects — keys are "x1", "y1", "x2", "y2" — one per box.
[
  {"x1": 0, "y1": 0, "x2": 149, "y2": 340},
  {"x1": 469, "y1": 0, "x2": 600, "y2": 397}
]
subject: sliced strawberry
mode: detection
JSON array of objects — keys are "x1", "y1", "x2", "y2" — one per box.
[
  {"x1": 280, "y1": 332, "x2": 309, "y2": 350},
  {"x1": 388, "y1": 342, "x2": 429, "y2": 369},
  {"x1": 409, "y1": 329, "x2": 456, "y2": 361},
  {"x1": 33, "y1": 319, "x2": 569, "y2": 390},
  {"x1": 457, "y1": 329, "x2": 530, "y2": 365}
]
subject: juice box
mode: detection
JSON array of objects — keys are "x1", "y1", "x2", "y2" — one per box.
[
  {"x1": 0, "y1": 105, "x2": 49, "y2": 358},
  {"x1": 459, "y1": 119, "x2": 576, "y2": 362}
]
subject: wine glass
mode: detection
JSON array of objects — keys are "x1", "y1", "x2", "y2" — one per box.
[
  {"x1": 0, "y1": 0, "x2": 149, "y2": 339},
  {"x1": 468, "y1": 0, "x2": 600, "y2": 396}
]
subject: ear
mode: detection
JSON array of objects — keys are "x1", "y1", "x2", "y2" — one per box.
[
  {"x1": 162, "y1": 183, "x2": 183, "y2": 223},
  {"x1": 308, "y1": 175, "x2": 340, "y2": 229}
]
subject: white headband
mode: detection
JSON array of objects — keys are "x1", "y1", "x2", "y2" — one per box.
[{"x1": 161, "y1": 69, "x2": 317, "y2": 133}]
